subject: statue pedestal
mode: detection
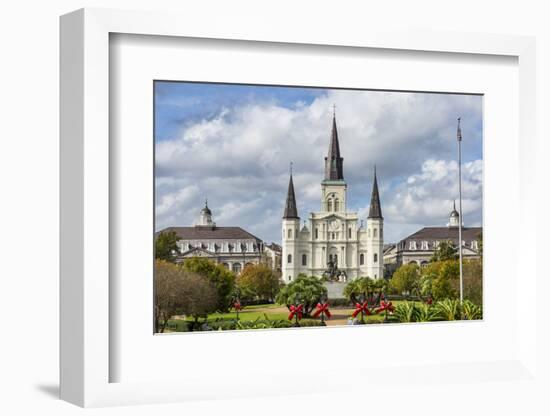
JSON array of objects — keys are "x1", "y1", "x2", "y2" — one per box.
[{"x1": 324, "y1": 281, "x2": 347, "y2": 300}]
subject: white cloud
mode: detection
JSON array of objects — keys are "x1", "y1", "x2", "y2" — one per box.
[{"x1": 155, "y1": 89, "x2": 483, "y2": 244}]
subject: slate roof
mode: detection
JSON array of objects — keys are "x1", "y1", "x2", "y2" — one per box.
[
  {"x1": 368, "y1": 167, "x2": 383, "y2": 219},
  {"x1": 283, "y1": 174, "x2": 299, "y2": 219},
  {"x1": 324, "y1": 115, "x2": 344, "y2": 180},
  {"x1": 159, "y1": 226, "x2": 262, "y2": 242},
  {"x1": 401, "y1": 227, "x2": 482, "y2": 243}
]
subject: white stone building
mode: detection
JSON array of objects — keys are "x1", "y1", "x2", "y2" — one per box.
[
  {"x1": 281, "y1": 114, "x2": 384, "y2": 283},
  {"x1": 159, "y1": 201, "x2": 264, "y2": 274}
]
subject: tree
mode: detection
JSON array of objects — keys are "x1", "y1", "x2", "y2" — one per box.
[
  {"x1": 275, "y1": 275, "x2": 327, "y2": 317},
  {"x1": 154, "y1": 260, "x2": 218, "y2": 333},
  {"x1": 155, "y1": 230, "x2": 180, "y2": 262},
  {"x1": 237, "y1": 263, "x2": 282, "y2": 303},
  {"x1": 430, "y1": 240, "x2": 458, "y2": 262},
  {"x1": 390, "y1": 263, "x2": 420, "y2": 297},
  {"x1": 463, "y1": 258, "x2": 482, "y2": 306},
  {"x1": 343, "y1": 277, "x2": 372, "y2": 304},
  {"x1": 421, "y1": 260, "x2": 459, "y2": 300},
  {"x1": 182, "y1": 257, "x2": 236, "y2": 312}
]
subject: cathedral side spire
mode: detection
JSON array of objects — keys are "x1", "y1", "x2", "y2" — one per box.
[
  {"x1": 283, "y1": 169, "x2": 299, "y2": 219},
  {"x1": 368, "y1": 166, "x2": 383, "y2": 219},
  {"x1": 324, "y1": 112, "x2": 344, "y2": 181}
]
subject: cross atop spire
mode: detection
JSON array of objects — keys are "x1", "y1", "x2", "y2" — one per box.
[
  {"x1": 368, "y1": 166, "x2": 383, "y2": 219},
  {"x1": 457, "y1": 117, "x2": 462, "y2": 142},
  {"x1": 324, "y1": 111, "x2": 344, "y2": 181}
]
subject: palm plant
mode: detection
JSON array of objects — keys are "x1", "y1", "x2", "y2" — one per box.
[
  {"x1": 394, "y1": 301, "x2": 416, "y2": 323},
  {"x1": 434, "y1": 299, "x2": 461, "y2": 321},
  {"x1": 462, "y1": 300, "x2": 482, "y2": 320},
  {"x1": 415, "y1": 303, "x2": 439, "y2": 322}
]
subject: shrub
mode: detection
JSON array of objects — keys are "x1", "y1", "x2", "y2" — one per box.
[
  {"x1": 394, "y1": 301, "x2": 417, "y2": 323},
  {"x1": 415, "y1": 303, "x2": 440, "y2": 322},
  {"x1": 275, "y1": 275, "x2": 327, "y2": 316},
  {"x1": 462, "y1": 300, "x2": 482, "y2": 320},
  {"x1": 434, "y1": 299, "x2": 461, "y2": 321}
]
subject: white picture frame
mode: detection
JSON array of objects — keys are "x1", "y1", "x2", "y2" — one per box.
[{"x1": 60, "y1": 8, "x2": 538, "y2": 408}]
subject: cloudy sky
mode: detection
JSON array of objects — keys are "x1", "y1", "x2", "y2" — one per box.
[{"x1": 155, "y1": 81, "x2": 483, "y2": 244}]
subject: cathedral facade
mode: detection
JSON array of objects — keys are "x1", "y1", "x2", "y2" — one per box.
[{"x1": 281, "y1": 114, "x2": 384, "y2": 283}]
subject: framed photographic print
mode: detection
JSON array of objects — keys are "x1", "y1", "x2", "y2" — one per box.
[{"x1": 60, "y1": 7, "x2": 538, "y2": 408}]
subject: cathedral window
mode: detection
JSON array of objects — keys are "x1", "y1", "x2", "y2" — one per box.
[
  {"x1": 287, "y1": 254, "x2": 292, "y2": 264},
  {"x1": 332, "y1": 233, "x2": 335, "y2": 240},
  {"x1": 374, "y1": 253, "x2": 378, "y2": 263},
  {"x1": 315, "y1": 228, "x2": 319, "y2": 239},
  {"x1": 348, "y1": 227, "x2": 352, "y2": 238},
  {"x1": 302, "y1": 254, "x2": 307, "y2": 266},
  {"x1": 360, "y1": 253, "x2": 364, "y2": 265},
  {"x1": 334, "y1": 199, "x2": 339, "y2": 211},
  {"x1": 327, "y1": 199, "x2": 333, "y2": 212},
  {"x1": 288, "y1": 228, "x2": 292, "y2": 239},
  {"x1": 373, "y1": 228, "x2": 377, "y2": 238}
]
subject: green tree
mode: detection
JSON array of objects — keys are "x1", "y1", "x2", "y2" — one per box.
[
  {"x1": 430, "y1": 240, "x2": 458, "y2": 262},
  {"x1": 390, "y1": 263, "x2": 420, "y2": 298},
  {"x1": 275, "y1": 275, "x2": 327, "y2": 317},
  {"x1": 421, "y1": 260, "x2": 459, "y2": 300},
  {"x1": 155, "y1": 230, "x2": 180, "y2": 262},
  {"x1": 154, "y1": 259, "x2": 218, "y2": 332},
  {"x1": 463, "y1": 258, "x2": 482, "y2": 306},
  {"x1": 183, "y1": 257, "x2": 236, "y2": 312},
  {"x1": 237, "y1": 263, "x2": 282, "y2": 303},
  {"x1": 343, "y1": 277, "x2": 372, "y2": 304}
]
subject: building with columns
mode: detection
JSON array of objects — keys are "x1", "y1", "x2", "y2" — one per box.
[
  {"x1": 159, "y1": 201, "x2": 264, "y2": 274},
  {"x1": 383, "y1": 202, "x2": 482, "y2": 277},
  {"x1": 281, "y1": 114, "x2": 384, "y2": 283}
]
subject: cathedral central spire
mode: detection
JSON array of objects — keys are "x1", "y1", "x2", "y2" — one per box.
[{"x1": 324, "y1": 112, "x2": 344, "y2": 181}]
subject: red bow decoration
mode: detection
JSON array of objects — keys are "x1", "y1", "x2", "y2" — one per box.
[
  {"x1": 425, "y1": 297, "x2": 433, "y2": 306},
  {"x1": 352, "y1": 302, "x2": 371, "y2": 318},
  {"x1": 376, "y1": 301, "x2": 395, "y2": 314},
  {"x1": 312, "y1": 303, "x2": 332, "y2": 319},
  {"x1": 233, "y1": 302, "x2": 242, "y2": 311},
  {"x1": 288, "y1": 304, "x2": 303, "y2": 321}
]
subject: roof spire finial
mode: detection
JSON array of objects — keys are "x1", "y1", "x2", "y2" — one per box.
[
  {"x1": 205, "y1": 196, "x2": 208, "y2": 207},
  {"x1": 332, "y1": 104, "x2": 336, "y2": 118},
  {"x1": 457, "y1": 117, "x2": 462, "y2": 142},
  {"x1": 453, "y1": 199, "x2": 456, "y2": 210},
  {"x1": 290, "y1": 161, "x2": 293, "y2": 176}
]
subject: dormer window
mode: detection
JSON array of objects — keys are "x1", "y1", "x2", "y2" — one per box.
[
  {"x1": 421, "y1": 241, "x2": 429, "y2": 250},
  {"x1": 472, "y1": 240, "x2": 479, "y2": 250},
  {"x1": 409, "y1": 241, "x2": 417, "y2": 250}
]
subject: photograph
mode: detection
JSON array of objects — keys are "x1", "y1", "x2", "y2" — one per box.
[{"x1": 154, "y1": 81, "x2": 483, "y2": 333}]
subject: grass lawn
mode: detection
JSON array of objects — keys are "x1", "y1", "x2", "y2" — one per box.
[{"x1": 168, "y1": 300, "x2": 410, "y2": 329}]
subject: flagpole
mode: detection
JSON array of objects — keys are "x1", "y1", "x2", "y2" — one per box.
[{"x1": 457, "y1": 118, "x2": 464, "y2": 304}]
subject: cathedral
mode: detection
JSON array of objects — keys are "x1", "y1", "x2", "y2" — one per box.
[{"x1": 281, "y1": 114, "x2": 384, "y2": 282}]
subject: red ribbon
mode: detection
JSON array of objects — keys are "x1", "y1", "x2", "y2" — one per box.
[
  {"x1": 312, "y1": 303, "x2": 332, "y2": 319},
  {"x1": 288, "y1": 304, "x2": 303, "y2": 320},
  {"x1": 352, "y1": 302, "x2": 371, "y2": 318},
  {"x1": 233, "y1": 302, "x2": 242, "y2": 311},
  {"x1": 425, "y1": 297, "x2": 433, "y2": 306},
  {"x1": 376, "y1": 301, "x2": 395, "y2": 314}
]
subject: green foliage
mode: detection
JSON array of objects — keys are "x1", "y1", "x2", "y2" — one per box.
[
  {"x1": 430, "y1": 240, "x2": 458, "y2": 262},
  {"x1": 390, "y1": 263, "x2": 420, "y2": 297},
  {"x1": 463, "y1": 258, "x2": 483, "y2": 306},
  {"x1": 394, "y1": 301, "x2": 417, "y2": 323},
  {"x1": 155, "y1": 231, "x2": 180, "y2": 262},
  {"x1": 434, "y1": 299, "x2": 461, "y2": 321},
  {"x1": 421, "y1": 260, "x2": 459, "y2": 300},
  {"x1": 343, "y1": 277, "x2": 372, "y2": 304},
  {"x1": 275, "y1": 275, "x2": 327, "y2": 316},
  {"x1": 415, "y1": 303, "x2": 440, "y2": 322},
  {"x1": 237, "y1": 263, "x2": 282, "y2": 303},
  {"x1": 182, "y1": 257, "x2": 236, "y2": 312},
  {"x1": 462, "y1": 300, "x2": 482, "y2": 320}
]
